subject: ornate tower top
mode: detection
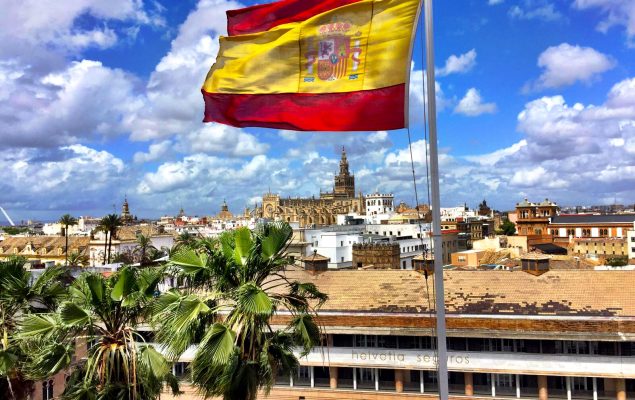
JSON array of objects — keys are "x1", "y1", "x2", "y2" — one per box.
[
  {"x1": 334, "y1": 146, "x2": 355, "y2": 198},
  {"x1": 221, "y1": 199, "x2": 229, "y2": 212},
  {"x1": 121, "y1": 196, "x2": 132, "y2": 223},
  {"x1": 339, "y1": 146, "x2": 350, "y2": 176}
]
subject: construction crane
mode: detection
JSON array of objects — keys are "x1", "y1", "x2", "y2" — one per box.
[{"x1": 0, "y1": 206, "x2": 16, "y2": 226}]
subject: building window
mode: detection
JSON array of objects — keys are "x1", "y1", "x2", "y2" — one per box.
[
  {"x1": 341, "y1": 257, "x2": 344, "y2": 263},
  {"x1": 42, "y1": 380, "x2": 54, "y2": 400}
]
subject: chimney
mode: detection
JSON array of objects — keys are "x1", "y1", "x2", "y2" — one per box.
[
  {"x1": 301, "y1": 250, "x2": 329, "y2": 273},
  {"x1": 520, "y1": 254, "x2": 550, "y2": 276}
]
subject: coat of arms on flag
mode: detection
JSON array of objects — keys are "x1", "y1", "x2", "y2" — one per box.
[{"x1": 305, "y1": 22, "x2": 363, "y2": 82}]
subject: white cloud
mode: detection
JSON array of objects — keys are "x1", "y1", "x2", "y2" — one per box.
[
  {"x1": 454, "y1": 88, "x2": 497, "y2": 116},
  {"x1": 279, "y1": 131, "x2": 299, "y2": 141},
  {"x1": 0, "y1": 0, "x2": 163, "y2": 59},
  {"x1": 0, "y1": 145, "x2": 127, "y2": 214},
  {"x1": 133, "y1": 140, "x2": 173, "y2": 164},
  {"x1": 606, "y1": 77, "x2": 635, "y2": 108},
  {"x1": 2, "y1": 59, "x2": 143, "y2": 148},
  {"x1": 384, "y1": 140, "x2": 429, "y2": 166},
  {"x1": 526, "y1": 43, "x2": 615, "y2": 91},
  {"x1": 509, "y1": 1, "x2": 562, "y2": 21},
  {"x1": 573, "y1": 0, "x2": 635, "y2": 44},
  {"x1": 128, "y1": 0, "x2": 244, "y2": 141},
  {"x1": 437, "y1": 49, "x2": 477, "y2": 77},
  {"x1": 408, "y1": 66, "x2": 450, "y2": 126},
  {"x1": 136, "y1": 153, "x2": 294, "y2": 213},
  {"x1": 63, "y1": 27, "x2": 119, "y2": 50},
  {"x1": 489, "y1": 0, "x2": 504, "y2": 5},
  {"x1": 175, "y1": 124, "x2": 269, "y2": 157},
  {"x1": 510, "y1": 166, "x2": 568, "y2": 188},
  {"x1": 465, "y1": 140, "x2": 527, "y2": 166},
  {"x1": 376, "y1": 76, "x2": 635, "y2": 208}
]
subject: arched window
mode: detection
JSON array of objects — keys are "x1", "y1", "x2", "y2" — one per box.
[{"x1": 42, "y1": 380, "x2": 54, "y2": 400}]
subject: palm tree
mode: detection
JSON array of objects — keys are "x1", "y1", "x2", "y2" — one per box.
[
  {"x1": 0, "y1": 257, "x2": 66, "y2": 400},
  {"x1": 66, "y1": 251, "x2": 89, "y2": 269},
  {"x1": 58, "y1": 214, "x2": 78, "y2": 266},
  {"x1": 96, "y1": 219, "x2": 109, "y2": 265},
  {"x1": 173, "y1": 231, "x2": 197, "y2": 251},
  {"x1": 153, "y1": 222, "x2": 327, "y2": 400},
  {"x1": 19, "y1": 267, "x2": 179, "y2": 400},
  {"x1": 134, "y1": 234, "x2": 158, "y2": 266},
  {"x1": 101, "y1": 214, "x2": 122, "y2": 264}
]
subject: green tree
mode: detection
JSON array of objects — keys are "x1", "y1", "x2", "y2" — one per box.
[
  {"x1": 0, "y1": 257, "x2": 66, "y2": 400},
  {"x1": 134, "y1": 234, "x2": 158, "y2": 266},
  {"x1": 58, "y1": 214, "x2": 78, "y2": 266},
  {"x1": 606, "y1": 256, "x2": 628, "y2": 267},
  {"x1": 497, "y1": 219, "x2": 516, "y2": 236},
  {"x1": 173, "y1": 231, "x2": 197, "y2": 251},
  {"x1": 101, "y1": 214, "x2": 122, "y2": 264},
  {"x1": 66, "y1": 251, "x2": 89, "y2": 269},
  {"x1": 154, "y1": 222, "x2": 327, "y2": 400},
  {"x1": 0, "y1": 227, "x2": 28, "y2": 236},
  {"x1": 19, "y1": 267, "x2": 179, "y2": 400}
]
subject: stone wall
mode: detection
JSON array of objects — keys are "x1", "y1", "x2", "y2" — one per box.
[{"x1": 352, "y1": 243, "x2": 400, "y2": 269}]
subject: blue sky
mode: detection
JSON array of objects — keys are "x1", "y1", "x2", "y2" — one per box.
[{"x1": 1, "y1": 0, "x2": 634, "y2": 222}]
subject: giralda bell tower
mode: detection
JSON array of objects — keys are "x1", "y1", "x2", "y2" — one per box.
[{"x1": 334, "y1": 147, "x2": 355, "y2": 198}]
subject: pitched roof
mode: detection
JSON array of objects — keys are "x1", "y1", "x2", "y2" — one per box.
[
  {"x1": 281, "y1": 269, "x2": 635, "y2": 317},
  {"x1": 116, "y1": 225, "x2": 168, "y2": 241},
  {"x1": 0, "y1": 236, "x2": 90, "y2": 257}
]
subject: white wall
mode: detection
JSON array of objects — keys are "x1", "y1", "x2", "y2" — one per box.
[
  {"x1": 305, "y1": 228, "x2": 364, "y2": 269},
  {"x1": 365, "y1": 194, "x2": 394, "y2": 216},
  {"x1": 628, "y1": 224, "x2": 635, "y2": 260},
  {"x1": 365, "y1": 223, "x2": 430, "y2": 239}
]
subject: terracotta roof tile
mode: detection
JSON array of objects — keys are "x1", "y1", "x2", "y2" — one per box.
[{"x1": 281, "y1": 269, "x2": 635, "y2": 317}]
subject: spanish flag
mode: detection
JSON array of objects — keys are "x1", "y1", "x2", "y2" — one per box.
[{"x1": 202, "y1": 0, "x2": 421, "y2": 131}]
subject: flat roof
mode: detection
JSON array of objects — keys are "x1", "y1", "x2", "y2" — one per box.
[{"x1": 551, "y1": 214, "x2": 635, "y2": 224}]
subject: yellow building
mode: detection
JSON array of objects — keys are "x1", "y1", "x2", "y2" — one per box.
[
  {"x1": 0, "y1": 236, "x2": 90, "y2": 266},
  {"x1": 569, "y1": 237, "x2": 628, "y2": 259}
]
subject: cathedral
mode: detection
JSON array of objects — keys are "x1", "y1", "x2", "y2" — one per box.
[{"x1": 257, "y1": 148, "x2": 366, "y2": 227}]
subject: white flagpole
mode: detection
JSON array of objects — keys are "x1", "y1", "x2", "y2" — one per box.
[{"x1": 423, "y1": 0, "x2": 449, "y2": 399}]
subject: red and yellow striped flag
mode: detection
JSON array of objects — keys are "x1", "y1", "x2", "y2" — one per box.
[{"x1": 202, "y1": 0, "x2": 421, "y2": 131}]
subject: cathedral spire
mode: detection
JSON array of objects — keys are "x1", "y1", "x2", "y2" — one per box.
[
  {"x1": 339, "y1": 146, "x2": 350, "y2": 175},
  {"x1": 334, "y1": 146, "x2": 355, "y2": 198},
  {"x1": 121, "y1": 195, "x2": 132, "y2": 223}
]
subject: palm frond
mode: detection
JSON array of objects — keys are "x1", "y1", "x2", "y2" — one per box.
[
  {"x1": 289, "y1": 314, "x2": 321, "y2": 356},
  {"x1": 236, "y1": 282, "x2": 273, "y2": 317},
  {"x1": 59, "y1": 302, "x2": 91, "y2": 327},
  {"x1": 198, "y1": 324, "x2": 236, "y2": 366}
]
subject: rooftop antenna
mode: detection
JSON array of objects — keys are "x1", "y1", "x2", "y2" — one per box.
[{"x1": 0, "y1": 206, "x2": 16, "y2": 226}]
